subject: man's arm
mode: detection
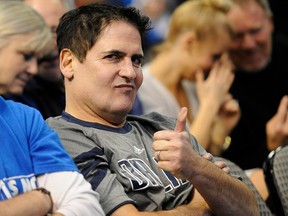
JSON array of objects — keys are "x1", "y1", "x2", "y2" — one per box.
[
  {"x1": 107, "y1": 154, "x2": 227, "y2": 216},
  {"x1": 266, "y1": 95, "x2": 288, "y2": 151},
  {"x1": 185, "y1": 153, "x2": 258, "y2": 215},
  {"x1": 154, "y1": 107, "x2": 259, "y2": 216},
  {"x1": 0, "y1": 171, "x2": 105, "y2": 216},
  {"x1": 112, "y1": 190, "x2": 212, "y2": 216},
  {"x1": 0, "y1": 190, "x2": 52, "y2": 216},
  {"x1": 37, "y1": 171, "x2": 105, "y2": 216},
  {"x1": 191, "y1": 55, "x2": 237, "y2": 153}
]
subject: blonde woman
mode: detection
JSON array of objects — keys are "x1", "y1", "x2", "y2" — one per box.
[
  {"x1": 0, "y1": 2, "x2": 52, "y2": 95},
  {"x1": 138, "y1": 0, "x2": 240, "y2": 155},
  {"x1": 0, "y1": 2, "x2": 104, "y2": 215}
]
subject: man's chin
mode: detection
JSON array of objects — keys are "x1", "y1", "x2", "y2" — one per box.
[{"x1": 232, "y1": 51, "x2": 271, "y2": 73}]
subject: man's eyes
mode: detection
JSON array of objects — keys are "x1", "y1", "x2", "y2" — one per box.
[
  {"x1": 249, "y1": 28, "x2": 261, "y2": 35},
  {"x1": 233, "y1": 28, "x2": 262, "y2": 40},
  {"x1": 105, "y1": 54, "x2": 122, "y2": 60},
  {"x1": 104, "y1": 53, "x2": 143, "y2": 67},
  {"x1": 131, "y1": 55, "x2": 143, "y2": 67}
]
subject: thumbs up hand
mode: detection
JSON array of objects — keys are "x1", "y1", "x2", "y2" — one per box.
[
  {"x1": 174, "y1": 107, "x2": 187, "y2": 132},
  {"x1": 153, "y1": 107, "x2": 199, "y2": 179}
]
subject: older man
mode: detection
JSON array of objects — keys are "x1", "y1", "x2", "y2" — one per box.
[{"x1": 223, "y1": 0, "x2": 288, "y2": 170}]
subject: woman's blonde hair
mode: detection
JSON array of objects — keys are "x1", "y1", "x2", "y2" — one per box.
[
  {"x1": 0, "y1": 1, "x2": 52, "y2": 57},
  {"x1": 154, "y1": 0, "x2": 233, "y2": 53}
]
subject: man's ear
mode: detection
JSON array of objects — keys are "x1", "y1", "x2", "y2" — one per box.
[{"x1": 60, "y1": 48, "x2": 75, "y2": 79}]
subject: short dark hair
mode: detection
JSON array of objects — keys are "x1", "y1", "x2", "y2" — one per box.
[{"x1": 57, "y1": 3, "x2": 151, "y2": 62}]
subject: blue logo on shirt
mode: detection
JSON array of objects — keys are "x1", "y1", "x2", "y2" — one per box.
[{"x1": 0, "y1": 174, "x2": 37, "y2": 200}]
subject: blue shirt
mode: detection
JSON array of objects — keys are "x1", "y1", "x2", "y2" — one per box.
[{"x1": 0, "y1": 97, "x2": 77, "y2": 200}]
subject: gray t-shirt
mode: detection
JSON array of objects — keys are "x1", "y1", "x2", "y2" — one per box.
[{"x1": 47, "y1": 112, "x2": 207, "y2": 215}]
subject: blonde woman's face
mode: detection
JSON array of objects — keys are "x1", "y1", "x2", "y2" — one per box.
[
  {"x1": 0, "y1": 34, "x2": 38, "y2": 95},
  {"x1": 185, "y1": 30, "x2": 231, "y2": 80}
]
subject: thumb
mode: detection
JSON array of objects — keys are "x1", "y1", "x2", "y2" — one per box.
[
  {"x1": 276, "y1": 95, "x2": 288, "y2": 120},
  {"x1": 175, "y1": 107, "x2": 188, "y2": 132}
]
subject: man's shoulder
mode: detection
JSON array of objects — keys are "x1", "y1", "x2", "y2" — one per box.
[
  {"x1": 46, "y1": 112, "x2": 178, "y2": 136},
  {"x1": 46, "y1": 116, "x2": 80, "y2": 131},
  {"x1": 46, "y1": 116, "x2": 62, "y2": 125},
  {"x1": 127, "y1": 112, "x2": 177, "y2": 130}
]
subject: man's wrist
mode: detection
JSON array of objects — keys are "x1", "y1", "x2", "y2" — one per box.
[{"x1": 35, "y1": 187, "x2": 53, "y2": 215}]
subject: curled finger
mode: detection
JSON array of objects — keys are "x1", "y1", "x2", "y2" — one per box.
[{"x1": 214, "y1": 161, "x2": 230, "y2": 174}]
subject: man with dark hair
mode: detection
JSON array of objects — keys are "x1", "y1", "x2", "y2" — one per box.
[{"x1": 47, "y1": 3, "x2": 259, "y2": 215}]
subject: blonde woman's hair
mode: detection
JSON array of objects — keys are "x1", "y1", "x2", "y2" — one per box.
[
  {"x1": 0, "y1": 1, "x2": 52, "y2": 57},
  {"x1": 154, "y1": 0, "x2": 233, "y2": 53}
]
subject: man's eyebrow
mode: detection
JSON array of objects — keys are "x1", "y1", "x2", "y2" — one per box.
[
  {"x1": 103, "y1": 50, "x2": 125, "y2": 55},
  {"x1": 132, "y1": 53, "x2": 145, "y2": 59},
  {"x1": 104, "y1": 50, "x2": 144, "y2": 58}
]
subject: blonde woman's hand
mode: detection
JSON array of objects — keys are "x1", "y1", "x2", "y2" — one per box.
[
  {"x1": 210, "y1": 95, "x2": 241, "y2": 155},
  {"x1": 196, "y1": 54, "x2": 234, "y2": 112},
  {"x1": 217, "y1": 95, "x2": 240, "y2": 134}
]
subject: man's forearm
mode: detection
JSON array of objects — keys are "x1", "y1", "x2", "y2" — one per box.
[
  {"x1": 112, "y1": 201, "x2": 212, "y2": 216},
  {"x1": 188, "y1": 159, "x2": 259, "y2": 216},
  {"x1": 0, "y1": 190, "x2": 51, "y2": 216}
]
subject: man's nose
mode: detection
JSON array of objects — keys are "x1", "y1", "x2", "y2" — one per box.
[
  {"x1": 119, "y1": 59, "x2": 137, "y2": 80},
  {"x1": 241, "y1": 33, "x2": 256, "y2": 49}
]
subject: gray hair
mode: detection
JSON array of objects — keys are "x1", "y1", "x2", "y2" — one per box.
[
  {"x1": 0, "y1": 1, "x2": 53, "y2": 57},
  {"x1": 231, "y1": 0, "x2": 272, "y2": 15}
]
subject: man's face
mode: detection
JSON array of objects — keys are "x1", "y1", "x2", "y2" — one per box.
[
  {"x1": 228, "y1": 2, "x2": 273, "y2": 72},
  {"x1": 24, "y1": 0, "x2": 68, "y2": 81},
  {"x1": 65, "y1": 21, "x2": 144, "y2": 126}
]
